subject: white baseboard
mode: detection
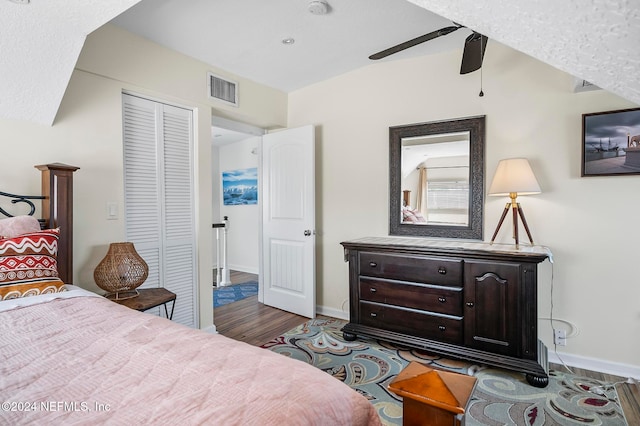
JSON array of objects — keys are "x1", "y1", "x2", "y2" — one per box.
[
  {"x1": 201, "y1": 324, "x2": 218, "y2": 334},
  {"x1": 548, "y1": 350, "x2": 640, "y2": 380},
  {"x1": 227, "y1": 264, "x2": 259, "y2": 275},
  {"x1": 316, "y1": 305, "x2": 349, "y2": 321}
]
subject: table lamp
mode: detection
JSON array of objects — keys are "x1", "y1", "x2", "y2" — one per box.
[
  {"x1": 94, "y1": 242, "x2": 148, "y2": 300},
  {"x1": 488, "y1": 158, "x2": 541, "y2": 248}
]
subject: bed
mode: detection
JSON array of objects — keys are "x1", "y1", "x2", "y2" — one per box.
[{"x1": 0, "y1": 164, "x2": 381, "y2": 425}]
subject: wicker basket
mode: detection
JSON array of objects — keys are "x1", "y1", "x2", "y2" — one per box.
[{"x1": 94, "y1": 242, "x2": 148, "y2": 300}]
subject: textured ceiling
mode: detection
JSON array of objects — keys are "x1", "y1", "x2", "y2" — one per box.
[
  {"x1": 0, "y1": 0, "x2": 141, "y2": 126},
  {"x1": 407, "y1": 0, "x2": 640, "y2": 106},
  {"x1": 1, "y1": 0, "x2": 638, "y2": 126}
]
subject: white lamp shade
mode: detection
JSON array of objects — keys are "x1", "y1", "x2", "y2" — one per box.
[{"x1": 488, "y1": 158, "x2": 541, "y2": 196}]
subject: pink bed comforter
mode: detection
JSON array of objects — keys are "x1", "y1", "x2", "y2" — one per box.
[{"x1": 0, "y1": 296, "x2": 381, "y2": 425}]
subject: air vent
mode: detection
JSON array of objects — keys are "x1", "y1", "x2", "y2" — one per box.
[{"x1": 207, "y1": 72, "x2": 238, "y2": 107}]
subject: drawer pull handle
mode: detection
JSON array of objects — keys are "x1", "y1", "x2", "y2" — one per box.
[
  {"x1": 370, "y1": 312, "x2": 377, "y2": 318},
  {"x1": 370, "y1": 288, "x2": 377, "y2": 293},
  {"x1": 438, "y1": 325, "x2": 446, "y2": 331},
  {"x1": 438, "y1": 297, "x2": 446, "y2": 303},
  {"x1": 369, "y1": 261, "x2": 378, "y2": 268},
  {"x1": 438, "y1": 267, "x2": 447, "y2": 275},
  {"x1": 466, "y1": 302, "x2": 474, "y2": 308}
]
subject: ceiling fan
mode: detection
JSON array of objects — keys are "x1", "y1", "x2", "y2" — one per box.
[{"x1": 369, "y1": 23, "x2": 488, "y2": 74}]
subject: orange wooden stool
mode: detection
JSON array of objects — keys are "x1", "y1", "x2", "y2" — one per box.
[{"x1": 388, "y1": 362, "x2": 477, "y2": 426}]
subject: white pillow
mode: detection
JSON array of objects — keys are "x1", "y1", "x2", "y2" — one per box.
[{"x1": 0, "y1": 215, "x2": 42, "y2": 239}]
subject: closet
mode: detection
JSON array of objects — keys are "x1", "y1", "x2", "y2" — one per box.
[{"x1": 122, "y1": 93, "x2": 197, "y2": 327}]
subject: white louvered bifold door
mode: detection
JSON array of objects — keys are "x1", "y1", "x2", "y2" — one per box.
[
  {"x1": 123, "y1": 95, "x2": 162, "y2": 300},
  {"x1": 122, "y1": 94, "x2": 198, "y2": 328},
  {"x1": 160, "y1": 104, "x2": 196, "y2": 327}
]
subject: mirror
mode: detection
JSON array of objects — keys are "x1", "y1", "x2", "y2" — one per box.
[{"x1": 389, "y1": 116, "x2": 485, "y2": 239}]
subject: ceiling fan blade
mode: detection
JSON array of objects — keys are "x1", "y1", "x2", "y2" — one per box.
[
  {"x1": 369, "y1": 25, "x2": 461, "y2": 60},
  {"x1": 460, "y1": 32, "x2": 488, "y2": 74}
]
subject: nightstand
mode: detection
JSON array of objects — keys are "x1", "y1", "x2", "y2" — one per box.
[{"x1": 112, "y1": 288, "x2": 176, "y2": 320}]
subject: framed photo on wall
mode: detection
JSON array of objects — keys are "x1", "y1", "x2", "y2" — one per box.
[
  {"x1": 222, "y1": 167, "x2": 258, "y2": 205},
  {"x1": 582, "y1": 107, "x2": 640, "y2": 176}
]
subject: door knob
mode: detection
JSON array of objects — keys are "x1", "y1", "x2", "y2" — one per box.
[{"x1": 304, "y1": 230, "x2": 312, "y2": 236}]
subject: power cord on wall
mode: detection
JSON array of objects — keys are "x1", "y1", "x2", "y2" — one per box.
[
  {"x1": 542, "y1": 246, "x2": 640, "y2": 395},
  {"x1": 544, "y1": 254, "x2": 576, "y2": 375}
]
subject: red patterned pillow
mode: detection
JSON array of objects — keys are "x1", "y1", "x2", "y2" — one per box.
[{"x1": 0, "y1": 229, "x2": 65, "y2": 300}]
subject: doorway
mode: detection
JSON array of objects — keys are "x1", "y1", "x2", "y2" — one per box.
[
  {"x1": 211, "y1": 119, "x2": 264, "y2": 291},
  {"x1": 211, "y1": 118, "x2": 317, "y2": 319}
]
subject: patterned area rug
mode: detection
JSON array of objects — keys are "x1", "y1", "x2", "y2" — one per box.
[
  {"x1": 261, "y1": 318, "x2": 628, "y2": 426},
  {"x1": 213, "y1": 282, "x2": 258, "y2": 307}
]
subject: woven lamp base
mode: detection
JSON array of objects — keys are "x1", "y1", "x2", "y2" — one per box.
[
  {"x1": 106, "y1": 290, "x2": 140, "y2": 301},
  {"x1": 94, "y1": 242, "x2": 149, "y2": 301}
]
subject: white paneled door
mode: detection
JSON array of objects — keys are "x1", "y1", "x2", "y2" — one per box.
[{"x1": 262, "y1": 126, "x2": 315, "y2": 318}]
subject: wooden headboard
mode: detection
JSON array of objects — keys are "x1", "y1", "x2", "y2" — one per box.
[{"x1": 0, "y1": 163, "x2": 79, "y2": 284}]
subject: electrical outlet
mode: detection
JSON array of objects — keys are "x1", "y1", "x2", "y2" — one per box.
[{"x1": 554, "y1": 329, "x2": 566, "y2": 346}]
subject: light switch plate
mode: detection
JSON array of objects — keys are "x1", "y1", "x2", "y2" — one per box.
[{"x1": 107, "y1": 202, "x2": 118, "y2": 220}]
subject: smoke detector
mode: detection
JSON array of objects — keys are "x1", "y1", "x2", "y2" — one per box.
[{"x1": 308, "y1": 1, "x2": 330, "y2": 15}]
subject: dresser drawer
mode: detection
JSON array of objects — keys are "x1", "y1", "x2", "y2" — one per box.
[
  {"x1": 360, "y1": 301, "x2": 462, "y2": 345},
  {"x1": 358, "y1": 278, "x2": 463, "y2": 316},
  {"x1": 359, "y1": 252, "x2": 462, "y2": 287}
]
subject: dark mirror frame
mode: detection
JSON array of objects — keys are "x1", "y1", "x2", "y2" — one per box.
[{"x1": 389, "y1": 115, "x2": 485, "y2": 239}]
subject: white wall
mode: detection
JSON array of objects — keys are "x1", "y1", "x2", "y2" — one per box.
[
  {"x1": 0, "y1": 24, "x2": 287, "y2": 330},
  {"x1": 215, "y1": 137, "x2": 261, "y2": 274},
  {"x1": 288, "y1": 40, "x2": 639, "y2": 373}
]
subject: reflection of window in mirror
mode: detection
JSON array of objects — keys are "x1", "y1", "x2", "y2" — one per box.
[{"x1": 401, "y1": 131, "x2": 470, "y2": 226}]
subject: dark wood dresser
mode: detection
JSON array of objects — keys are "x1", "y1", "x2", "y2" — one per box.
[{"x1": 341, "y1": 237, "x2": 551, "y2": 387}]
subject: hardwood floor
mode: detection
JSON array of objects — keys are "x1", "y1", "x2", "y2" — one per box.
[
  {"x1": 213, "y1": 270, "x2": 307, "y2": 346},
  {"x1": 214, "y1": 270, "x2": 639, "y2": 424}
]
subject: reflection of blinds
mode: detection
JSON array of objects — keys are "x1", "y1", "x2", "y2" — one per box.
[{"x1": 427, "y1": 181, "x2": 469, "y2": 209}]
